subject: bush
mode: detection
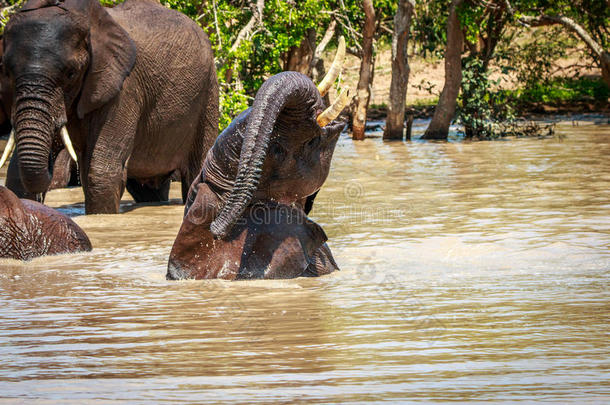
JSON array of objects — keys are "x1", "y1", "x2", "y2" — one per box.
[{"x1": 502, "y1": 77, "x2": 609, "y2": 105}]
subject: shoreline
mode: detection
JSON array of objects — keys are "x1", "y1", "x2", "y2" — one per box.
[
  {"x1": 366, "y1": 101, "x2": 610, "y2": 121},
  {"x1": 1, "y1": 105, "x2": 608, "y2": 142}
]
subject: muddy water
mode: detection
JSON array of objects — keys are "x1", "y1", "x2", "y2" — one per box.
[{"x1": 0, "y1": 120, "x2": 609, "y2": 403}]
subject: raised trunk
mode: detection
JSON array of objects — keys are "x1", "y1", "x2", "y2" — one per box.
[
  {"x1": 13, "y1": 76, "x2": 64, "y2": 194},
  {"x1": 422, "y1": 0, "x2": 464, "y2": 140},
  {"x1": 383, "y1": 0, "x2": 415, "y2": 141},
  {"x1": 210, "y1": 72, "x2": 320, "y2": 239},
  {"x1": 352, "y1": 0, "x2": 376, "y2": 141}
]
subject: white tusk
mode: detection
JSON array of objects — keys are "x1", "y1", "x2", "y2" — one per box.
[
  {"x1": 317, "y1": 36, "x2": 346, "y2": 97},
  {"x1": 60, "y1": 126, "x2": 78, "y2": 163},
  {"x1": 316, "y1": 88, "x2": 352, "y2": 127},
  {"x1": 0, "y1": 129, "x2": 16, "y2": 169}
]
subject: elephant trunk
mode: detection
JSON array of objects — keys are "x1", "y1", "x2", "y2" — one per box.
[
  {"x1": 13, "y1": 75, "x2": 65, "y2": 194},
  {"x1": 210, "y1": 72, "x2": 321, "y2": 239}
]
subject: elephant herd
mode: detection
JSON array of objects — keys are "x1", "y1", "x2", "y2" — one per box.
[{"x1": 0, "y1": 0, "x2": 350, "y2": 280}]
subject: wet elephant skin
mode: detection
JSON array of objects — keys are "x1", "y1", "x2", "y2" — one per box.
[{"x1": 0, "y1": 186, "x2": 91, "y2": 260}]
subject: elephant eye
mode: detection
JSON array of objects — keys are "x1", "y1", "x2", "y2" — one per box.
[{"x1": 66, "y1": 68, "x2": 77, "y2": 80}]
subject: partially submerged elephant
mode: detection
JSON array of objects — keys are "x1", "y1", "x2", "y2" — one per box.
[
  {"x1": 167, "y1": 40, "x2": 351, "y2": 280},
  {"x1": 1, "y1": 0, "x2": 218, "y2": 213},
  {"x1": 0, "y1": 186, "x2": 91, "y2": 260}
]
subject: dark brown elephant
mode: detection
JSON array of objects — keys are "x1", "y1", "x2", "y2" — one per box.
[
  {"x1": 1, "y1": 0, "x2": 218, "y2": 213},
  {"x1": 0, "y1": 186, "x2": 91, "y2": 260},
  {"x1": 167, "y1": 45, "x2": 351, "y2": 280}
]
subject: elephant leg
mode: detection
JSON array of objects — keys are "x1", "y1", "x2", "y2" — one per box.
[
  {"x1": 126, "y1": 177, "x2": 170, "y2": 203},
  {"x1": 49, "y1": 149, "x2": 73, "y2": 190},
  {"x1": 180, "y1": 82, "x2": 219, "y2": 203},
  {"x1": 82, "y1": 121, "x2": 136, "y2": 214},
  {"x1": 83, "y1": 162, "x2": 127, "y2": 214}
]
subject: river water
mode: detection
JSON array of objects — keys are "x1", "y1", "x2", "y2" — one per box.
[{"x1": 0, "y1": 119, "x2": 609, "y2": 403}]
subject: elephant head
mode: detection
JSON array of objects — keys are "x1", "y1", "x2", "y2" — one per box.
[
  {"x1": 1, "y1": 0, "x2": 135, "y2": 194},
  {"x1": 208, "y1": 38, "x2": 351, "y2": 240}
]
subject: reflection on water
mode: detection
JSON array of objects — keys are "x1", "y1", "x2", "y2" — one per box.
[{"x1": 1, "y1": 121, "x2": 609, "y2": 402}]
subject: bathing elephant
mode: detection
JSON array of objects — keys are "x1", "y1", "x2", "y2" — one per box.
[
  {"x1": 167, "y1": 48, "x2": 351, "y2": 279},
  {"x1": 0, "y1": 186, "x2": 92, "y2": 261},
  {"x1": 1, "y1": 0, "x2": 218, "y2": 213}
]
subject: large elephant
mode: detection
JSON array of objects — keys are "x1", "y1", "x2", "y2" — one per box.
[
  {"x1": 167, "y1": 43, "x2": 351, "y2": 280},
  {"x1": 1, "y1": 0, "x2": 218, "y2": 213},
  {"x1": 0, "y1": 186, "x2": 92, "y2": 260}
]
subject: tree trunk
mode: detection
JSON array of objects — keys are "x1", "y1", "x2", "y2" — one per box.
[
  {"x1": 383, "y1": 0, "x2": 415, "y2": 141},
  {"x1": 284, "y1": 29, "x2": 316, "y2": 75},
  {"x1": 422, "y1": 0, "x2": 464, "y2": 140},
  {"x1": 352, "y1": 0, "x2": 376, "y2": 141},
  {"x1": 602, "y1": 52, "x2": 610, "y2": 89}
]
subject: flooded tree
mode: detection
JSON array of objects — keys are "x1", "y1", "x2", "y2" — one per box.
[
  {"x1": 422, "y1": 0, "x2": 464, "y2": 140},
  {"x1": 383, "y1": 0, "x2": 415, "y2": 141},
  {"x1": 352, "y1": 0, "x2": 376, "y2": 141}
]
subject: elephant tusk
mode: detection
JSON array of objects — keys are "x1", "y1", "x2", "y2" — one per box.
[
  {"x1": 317, "y1": 88, "x2": 352, "y2": 127},
  {"x1": 317, "y1": 36, "x2": 346, "y2": 97},
  {"x1": 0, "y1": 129, "x2": 16, "y2": 169},
  {"x1": 60, "y1": 126, "x2": 78, "y2": 163}
]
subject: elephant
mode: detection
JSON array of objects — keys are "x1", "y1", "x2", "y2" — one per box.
[
  {"x1": 0, "y1": 38, "x2": 79, "y2": 195},
  {"x1": 1, "y1": 0, "x2": 218, "y2": 214},
  {"x1": 167, "y1": 39, "x2": 351, "y2": 280},
  {"x1": 0, "y1": 185, "x2": 92, "y2": 260}
]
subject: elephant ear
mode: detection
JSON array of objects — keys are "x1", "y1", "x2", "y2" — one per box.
[{"x1": 76, "y1": 0, "x2": 136, "y2": 118}]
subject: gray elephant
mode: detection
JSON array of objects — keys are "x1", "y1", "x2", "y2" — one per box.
[
  {"x1": 0, "y1": 186, "x2": 91, "y2": 260},
  {"x1": 1, "y1": 0, "x2": 218, "y2": 213},
  {"x1": 0, "y1": 38, "x2": 79, "y2": 196},
  {"x1": 167, "y1": 40, "x2": 351, "y2": 280}
]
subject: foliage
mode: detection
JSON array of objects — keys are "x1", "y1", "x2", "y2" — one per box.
[
  {"x1": 457, "y1": 58, "x2": 516, "y2": 139},
  {"x1": 412, "y1": 0, "x2": 450, "y2": 58},
  {"x1": 1, "y1": 0, "x2": 607, "y2": 136},
  {"x1": 496, "y1": 26, "x2": 572, "y2": 90},
  {"x1": 0, "y1": 0, "x2": 24, "y2": 34},
  {"x1": 503, "y1": 77, "x2": 610, "y2": 105}
]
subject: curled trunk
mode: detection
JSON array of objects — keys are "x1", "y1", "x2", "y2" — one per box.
[{"x1": 210, "y1": 72, "x2": 321, "y2": 239}]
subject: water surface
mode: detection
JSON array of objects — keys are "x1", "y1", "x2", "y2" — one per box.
[{"x1": 1, "y1": 120, "x2": 609, "y2": 403}]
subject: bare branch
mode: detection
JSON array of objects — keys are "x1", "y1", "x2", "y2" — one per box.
[
  {"x1": 229, "y1": 0, "x2": 265, "y2": 55},
  {"x1": 519, "y1": 14, "x2": 605, "y2": 59},
  {"x1": 309, "y1": 20, "x2": 337, "y2": 72}
]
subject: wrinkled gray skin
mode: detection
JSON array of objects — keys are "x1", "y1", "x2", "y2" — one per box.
[
  {"x1": 2, "y1": 0, "x2": 218, "y2": 213},
  {"x1": 168, "y1": 72, "x2": 344, "y2": 280},
  {"x1": 0, "y1": 186, "x2": 91, "y2": 260},
  {"x1": 0, "y1": 41, "x2": 78, "y2": 196}
]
